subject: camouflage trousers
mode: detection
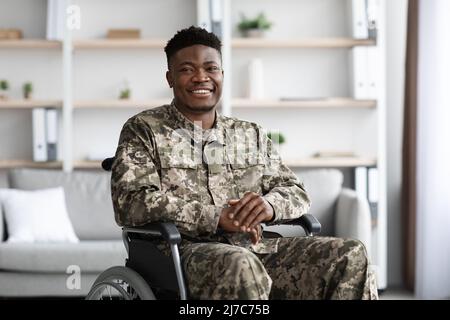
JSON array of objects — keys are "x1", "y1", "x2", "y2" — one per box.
[{"x1": 180, "y1": 236, "x2": 379, "y2": 300}]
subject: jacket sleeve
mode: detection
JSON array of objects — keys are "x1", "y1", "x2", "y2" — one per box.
[
  {"x1": 260, "y1": 128, "x2": 311, "y2": 224},
  {"x1": 111, "y1": 118, "x2": 222, "y2": 237}
]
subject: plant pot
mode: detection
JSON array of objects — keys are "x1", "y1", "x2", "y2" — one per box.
[
  {"x1": 119, "y1": 90, "x2": 131, "y2": 99},
  {"x1": 242, "y1": 29, "x2": 266, "y2": 38},
  {"x1": 0, "y1": 91, "x2": 9, "y2": 100},
  {"x1": 272, "y1": 144, "x2": 285, "y2": 157},
  {"x1": 24, "y1": 92, "x2": 32, "y2": 100}
]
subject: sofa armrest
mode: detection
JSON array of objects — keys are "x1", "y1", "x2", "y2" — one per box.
[
  {"x1": 335, "y1": 188, "x2": 372, "y2": 255},
  {"x1": 0, "y1": 204, "x2": 3, "y2": 241}
]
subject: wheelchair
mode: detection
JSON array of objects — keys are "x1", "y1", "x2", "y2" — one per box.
[{"x1": 85, "y1": 157, "x2": 321, "y2": 300}]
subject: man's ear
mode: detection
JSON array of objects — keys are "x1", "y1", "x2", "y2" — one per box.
[{"x1": 166, "y1": 70, "x2": 173, "y2": 88}]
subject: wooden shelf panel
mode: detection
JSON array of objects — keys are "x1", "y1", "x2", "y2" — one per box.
[
  {"x1": 0, "y1": 40, "x2": 61, "y2": 49},
  {"x1": 0, "y1": 99, "x2": 375, "y2": 109},
  {"x1": 0, "y1": 100, "x2": 169, "y2": 109},
  {"x1": 232, "y1": 98, "x2": 377, "y2": 109},
  {"x1": 284, "y1": 157, "x2": 377, "y2": 168},
  {"x1": 74, "y1": 99, "x2": 170, "y2": 109},
  {"x1": 232, "y1": 38, "x2": 376, "y2": 48},
  {"x1": 73, "y1": 39, "x2": 166, "y2": 49},
  {"x1": 0, "y1": 160, "x2": 62, "y2": 169},
  {"x1": 0, "y1": 100, "x2": 62, "y2": 108},
  {"x1": 0, "y1": 158, "x2": 376, "y2": 170},
  {"x1": 73, "y1": 158, "x2": 376, "y2": 169},
  {"x1": 73, "y1": 160, "x2": 103, "y2": 169},
  {"x1": 0, "y1": 160, "x2": 105, "y2": 170},
  {"x1": 0, "y1": 38, "x2": 375, "y2": 50}
]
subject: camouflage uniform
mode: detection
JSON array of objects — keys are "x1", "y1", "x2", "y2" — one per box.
[{"x1": 111, "y1": 101, "x2": 378, "y2": 300}]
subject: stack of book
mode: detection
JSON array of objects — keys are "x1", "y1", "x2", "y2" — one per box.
[
  {"x1": 0, "y1": 29, "x2": 22, "y2": 39},
  {"x1": 313, "y1": 151, "x2": 356, "y2": 158},
  {"x1": 106, "y1": 29, "x2": 141, "y2": 39}
]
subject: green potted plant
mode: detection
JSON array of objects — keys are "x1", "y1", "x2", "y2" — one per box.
[
  {"x1": 23, "y1": 82, "x2": 33, "y2": 99},
  {"x1": 238, "y1": 13, "x2": 273, "y2": 38},
  {"x1": 119, "y1": 88, "x2": 130, "y2": 99},
  {"x1": 119, "y1": 79, "x2": 131, "y2": 99},
  {"x1": 267, "y1": 131, "x2": 286, "y2": 155},
  {"x1": 267, "y1": 132, "x2": 286, "y2": 145},
  {"x1": 0, "y1": 79, "x2": 10, "y2": 100}
]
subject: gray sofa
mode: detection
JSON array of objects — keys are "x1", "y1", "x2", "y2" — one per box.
[
  {"x1": 0, "y1": 168, "x2": 127, "y2": 297},
  {"x1": 0, "y1": 168, "x2": 371, "y2": 297}
]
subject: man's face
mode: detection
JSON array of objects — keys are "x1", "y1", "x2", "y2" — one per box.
[{"x1": 166, "y1": 44, "x2": 223, "y2": 114}]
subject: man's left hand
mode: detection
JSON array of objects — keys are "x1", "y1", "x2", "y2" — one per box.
[{"x1": 228, "y1": 192, "x2": 274, "y2": 232}]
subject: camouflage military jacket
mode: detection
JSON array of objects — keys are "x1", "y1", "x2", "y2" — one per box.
[{"x1": 111, "y1": 101, "x2": 310, "y2": 253}]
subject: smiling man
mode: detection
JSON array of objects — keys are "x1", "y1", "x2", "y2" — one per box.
[
  {"x1": 167, "y1": 43, "x2": 222, "y2": 119},
  {"x1": 111, "y1": 26, "x2": 378, "y2": 300}
]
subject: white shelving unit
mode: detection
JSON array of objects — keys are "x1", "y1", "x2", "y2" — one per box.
[{"x1": 0, "y1": 0, "x2": 387, "y2": 289}]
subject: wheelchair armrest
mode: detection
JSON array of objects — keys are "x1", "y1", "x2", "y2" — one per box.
[
  {"x1": 123, "y1": 222, "x2": 182, "y2": 245},
  {"x1": 282, "y1": 214, "x2": 321, "y2": 235}
]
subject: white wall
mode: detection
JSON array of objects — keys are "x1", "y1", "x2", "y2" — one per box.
[{"x1": 385, "y1": 0, "x2": 408, "y2": 287}]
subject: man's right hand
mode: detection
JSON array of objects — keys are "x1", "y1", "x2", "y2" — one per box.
[{"x1": 219, "y1": 206, "x2": 262, "y2": 244}]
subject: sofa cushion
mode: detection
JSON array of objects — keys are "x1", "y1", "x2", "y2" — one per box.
[
  {"x1": 0, "y1": 187, "x2": 79, "y2": 243},
  {"x1": 296, "y1": 169, "x2": 343, "y2": 236},
  {"x1": 8, "y1": 169, "x2": 121, "y2": 240},
  {"x1": 0, "y1": 241, "x2": 127, "y2": 273},
  {"x1": 0, "y1": 200, "x2": 4, "y2": 242}
]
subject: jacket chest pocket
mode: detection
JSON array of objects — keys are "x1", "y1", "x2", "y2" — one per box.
[
  {"x1": 159, "y1": 155, "x2": 200, "y2": 200},
  {"x1": 230, "y1": 160, "x2": 265, "y2": 197}
]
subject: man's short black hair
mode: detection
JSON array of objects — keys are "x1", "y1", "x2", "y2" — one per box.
[{"x1": 164, "y1": 26, "x2": 222, "y2": 68}]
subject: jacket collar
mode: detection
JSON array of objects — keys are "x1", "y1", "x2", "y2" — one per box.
[{"x1": 169, "y1": 100, "x2": 226, "y2": 146}]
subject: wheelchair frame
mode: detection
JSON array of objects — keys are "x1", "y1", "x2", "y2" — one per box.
[{"x1": 122, "y1": 222, "x2": 188, "y2": 299}]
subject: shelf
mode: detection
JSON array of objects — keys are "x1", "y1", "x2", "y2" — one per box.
[
  {"x1": 0, "y1": 39, "x2": 61, "y2": 49},
  {"x1": 0, "y1": 100, "x2": 169, "y2": 109},
  {"x1": 232, "y1": 38, "x2": 376, "y2": 49},
  {"x1": 70, "y1": 158, "x2": 376, "y2": 170},
  {"x1": 0, "y1": 99, "x2": 376, "y2": 109},
  {"x1": 0, "y1": 160, "x2": 106, "y2": 170},
  {"x1": 0, "y1": 38, "x2": 375, "y2": 50},
  {"x1": 74, "y1": 99, "x2": 171, "y2": 109},
  {"x1": 73, "y1": 39, "x2": 166, "y2": 49},
  {"x1": 284, "y1": 157, "x2": 377, "y2": 168},
  {"x1": 0, "y1": 157, "x2": 376, "y2": 170},
  {"x1": 232, "y1": 98, "x2": 377, "y2": 109},
  {"x1": 73, "y1": 160, "x2": 103, "y2": 169},
  {"x1": 0, "y1": 160, "x2": 62, "y2": 169},
  {"x1": 0, "y1": 100, "x2": 62, "y2": 109}
]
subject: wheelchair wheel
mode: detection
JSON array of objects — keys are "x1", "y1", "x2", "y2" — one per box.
[{"x1": 85, "y1": 266, "x2": 156, "y2": 300}]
